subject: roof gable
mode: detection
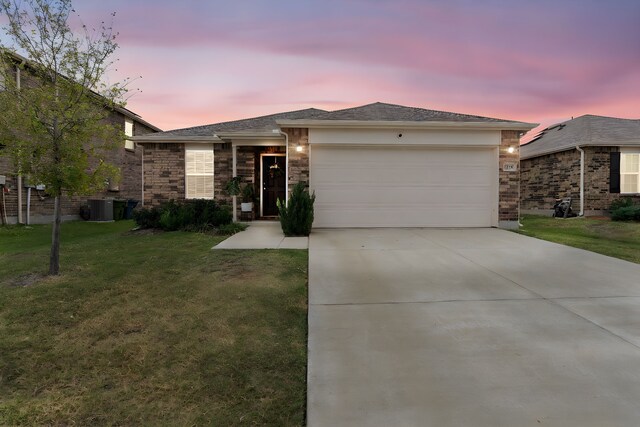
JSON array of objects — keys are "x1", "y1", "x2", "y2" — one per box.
[{"x1": 310, "y1": 102, "x2": 515, "y2": 123}]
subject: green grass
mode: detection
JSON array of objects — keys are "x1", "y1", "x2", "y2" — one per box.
[
  {"x1": 0, "y1": 221, "x2": 308, "y2": 426},
  {"x1": 517, "y1": 215, "x2": 640, "y2": 264}
]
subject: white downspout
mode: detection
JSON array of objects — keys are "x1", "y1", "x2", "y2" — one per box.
[{"x1": 576, "y1": 146, "x2": 585, "y2": 216}]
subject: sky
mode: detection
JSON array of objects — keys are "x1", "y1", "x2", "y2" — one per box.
[{"x1": 4, "y1": 0, "x2": 640, "y2": 140}]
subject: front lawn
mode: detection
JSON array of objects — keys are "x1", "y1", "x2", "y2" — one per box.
[
  {"x1": 517, "y1": 215, "x2": 640, "y2": 264},
  {"x1": 0, "y1": 221, "x2": 308, "y2": 425}
]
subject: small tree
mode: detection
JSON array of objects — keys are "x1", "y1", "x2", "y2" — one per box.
[
  {"x1": 0, "y1": 0, "x2": 129, "y2": 275},
  {"x1": 277, "y1": 182, "x2": 315, "y2": 236}
]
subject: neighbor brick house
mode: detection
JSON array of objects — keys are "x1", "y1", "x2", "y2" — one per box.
[
  {"x1": 521, "y1": 115, "x2": 640, "y2": 216},
  {"x1": 134, "y1": 103, "x2": 536, "y2": 229},
  {"x1": 0, "y1": 52, "x2": 160, "y2": 224}
]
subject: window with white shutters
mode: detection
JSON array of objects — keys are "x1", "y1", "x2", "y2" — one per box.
[{"x1": 185, "y1": 144, "x2": 214, "y2": 199}]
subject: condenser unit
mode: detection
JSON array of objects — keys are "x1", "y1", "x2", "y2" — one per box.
[{"x1": 88, "y1": 199, "x2": 114, "y2": 221}]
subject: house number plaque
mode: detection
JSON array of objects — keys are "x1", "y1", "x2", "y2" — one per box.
[{"x1": 502, "y1": 162, "x2": 518, "y2": 172}]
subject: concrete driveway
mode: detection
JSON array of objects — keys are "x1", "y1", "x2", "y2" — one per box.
[{"x1": 307, "y1": 228, "x2": 640, "y2": 427}]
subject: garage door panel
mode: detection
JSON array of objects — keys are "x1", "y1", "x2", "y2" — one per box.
[
  {"x1": 313, "y1": 166, "x2": 492, "y2": 186},
  {"x1": 310, "y1": 146, "x2": 496, "y2": 228},
  {"x1": 314, "y1": 206, "x2": 493, "y2": 228},
  {"x1": 315, "y1": 187, "x2": 494, "y2": 205}
]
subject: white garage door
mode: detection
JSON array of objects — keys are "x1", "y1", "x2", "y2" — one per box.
[{"x1": 310, "y1": 146, "x2": 497, "y2": 228}]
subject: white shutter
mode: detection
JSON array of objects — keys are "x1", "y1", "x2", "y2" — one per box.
[
  {"x1": 185, "y1": 144, "x2": 214, "y2": 199},
  {"x1": 621, "y1": 153, "x2": 639, "y2": 194}
]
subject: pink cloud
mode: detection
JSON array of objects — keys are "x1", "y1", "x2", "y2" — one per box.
[{"x1": 59, "y1": 0, "x2": 640, "y2": 132}]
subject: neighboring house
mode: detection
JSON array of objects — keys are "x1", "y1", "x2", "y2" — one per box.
[
  {"x1": 0, "y1": 52, "x2": 161, "y2": 224},
  {"x1": 134, "y1": 102, "x2": 536, "y2": 229},
  {"x1": 521, "y1": 115, "x2": 640, "y2": 216}
]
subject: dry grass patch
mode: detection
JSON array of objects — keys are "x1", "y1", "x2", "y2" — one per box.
[{"x1": 0, "y1": 221, "x2": 307, "y2": 425}]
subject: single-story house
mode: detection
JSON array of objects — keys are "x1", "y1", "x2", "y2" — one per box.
[
  {"x1": 133, "y1": 102, "x2": 537, "y2": 229},
  {"x1": 521, "y1": 115, "x2": 640, "y2": 216}
]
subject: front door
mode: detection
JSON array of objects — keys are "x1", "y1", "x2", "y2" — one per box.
[{"x1": 261, "y1": 155, "x2": 286, "y2": 216}]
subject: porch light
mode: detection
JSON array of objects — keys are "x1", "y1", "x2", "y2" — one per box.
[
  {"x1": 507, "y1": 146, "x2": 516, "y2": 154},
  {"x1": 296, "y1": 144, "x2": 303, "y2": 152}
]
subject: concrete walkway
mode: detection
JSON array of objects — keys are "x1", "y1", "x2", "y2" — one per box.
[
  {"x1": 308, "y1": 228, "x2": 640, "y2": 426},
  {"x1": 212, "y1": 221, "x2": 308, "y2": 249}
]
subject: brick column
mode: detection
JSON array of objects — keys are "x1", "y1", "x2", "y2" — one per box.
[
  {"x1": 284, "y1": 127, "x2": 310, "y2": 190},
  {"x1": 499, "y1": 130, "x2": 520, "y2": 228}
]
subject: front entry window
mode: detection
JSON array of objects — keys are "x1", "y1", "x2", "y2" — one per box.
[{"x1": 621, "y1": 153, "x2": 640, "y2": 194}]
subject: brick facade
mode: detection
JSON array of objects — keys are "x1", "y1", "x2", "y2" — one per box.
[
  {"x1": 499, "y1": 130, "x2": 521, "y2": 224},
  {"x1": 284, "y1": 128, "x2": 310, "y2": 189},
  {"x1": 141, "y1": 143, "x2": 289, "y2": 218},
  {"x1": 141, "y1": 143, "x2": 185, "y2": 206},
  {"x1": 521, "y1": 146, "x2": 640, "y2": 215},
  {"x1": 1, "y1": 112, "x2": 157, "y2": 223},
  {"x1": 214, "y1": 144, "x2": 232, "y2": 204},
  {"x1": 520, "y1": 149, "x2": 581, "y2": 211},
  {"x1": 138, "y1": 128, "x2": 526, "y2": 227}
]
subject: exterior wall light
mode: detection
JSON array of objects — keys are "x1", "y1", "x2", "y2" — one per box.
[
  {"x1": 507, "y1": 146, "x2": 516, "y2": 154},
  {"x1": 296, "y1": 144, "x2": 303, "y2": 152}
]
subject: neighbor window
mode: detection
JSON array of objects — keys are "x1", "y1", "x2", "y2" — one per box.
[
  {"x1": 621, "y1": 153, "x2": 640, "y2": 194},
  {"x1": 185, "y1": 144, "x2": 214, "y2": 199},
  {"x1": 124, "y1": 118, "x2": 134, "y2": 150}
]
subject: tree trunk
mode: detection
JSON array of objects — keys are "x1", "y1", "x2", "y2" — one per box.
[{"x1": 49, "y1": 195, "x2": 62, "y2": 275}]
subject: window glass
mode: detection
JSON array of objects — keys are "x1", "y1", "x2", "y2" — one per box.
[{"x1": 124, "y1": 118, "x2": 134, "y2": 150}]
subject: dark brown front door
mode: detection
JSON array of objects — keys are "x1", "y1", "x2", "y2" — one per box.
[{"x1": 262, "y1": 155, "x2": 286, "y2": 216}]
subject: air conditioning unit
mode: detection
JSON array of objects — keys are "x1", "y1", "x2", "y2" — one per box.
[{"x1": 89, "y1": 199, "x2": 114, "y2": 221}]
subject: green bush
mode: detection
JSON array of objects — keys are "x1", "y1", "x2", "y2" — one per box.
[
  {"x1": 611, "y1": 205, "x2": 640, "y2": 221},
  {"x1": 132, "y1": 206, "x2": 162, "y2": 229},
  {"x1": 610, "y1": 197, "x2": 635, "y2": 211},
  {"x1": 277, "y1": 182, "x2": 315, "y2": 236},
  {"x1": 133, "y1": 199, "x2": 233, "y2": 231}
]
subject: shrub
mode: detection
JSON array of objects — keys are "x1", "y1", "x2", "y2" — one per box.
[
  {"x1": 610, "y1": 198, "x2": 635, "y2": 211},
  {"x1": 225, "y1": 177, "x2": 242, "y2": 196},
  {"x1": 133, "y1": 199, "x2": 233, "y2": 231},
  {"x1": 611, "y1": 205, "x2": 640, "y2": 222},
  {"x1": 277, "y1": 182, "x2": 315, "y2": 236},
  {"x1": 132, "y1": 206, "x2": 162, "y2": 229}
]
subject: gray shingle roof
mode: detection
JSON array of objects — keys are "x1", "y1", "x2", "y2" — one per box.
[
  {"x1": 521, "y1": 115, "x2": 640, "y2": 159},
  {"x1": 148, "y1": 108, "x2": 328, "y2": 137},
  {"x1": 2, "y1": 50, "x2": 161, "y2": 132},
  {"x1": 139, "y1": 102, "x2": 533, "y2": 140},
  {"x1": 307, "y1": 102, "x2": 516, "y2": 123}
]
